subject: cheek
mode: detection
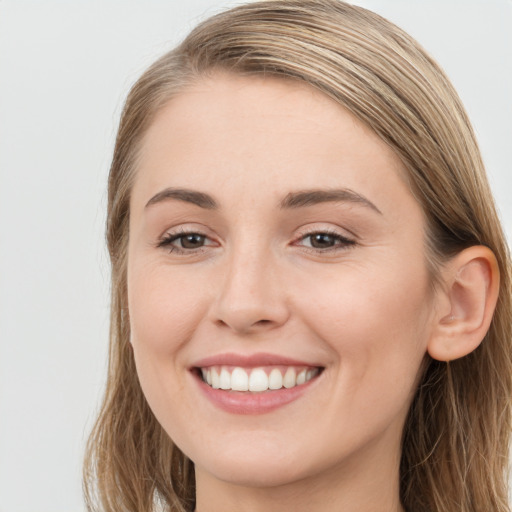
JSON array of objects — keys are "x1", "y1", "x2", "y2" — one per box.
[
  {"x1": 126, "y1": 261, "x2": 209, "y2": 434},
  {"x1": 294, "y1": 261, "x2": 431, "y2": 388},
  {"x1": 128, "y1": 262, "x2": 208, "y2": 357},
  {"x1": 283, "y1": 264, "x2": 432, "y2": 461},
  {"x1": 310, "y1": 256, "x2": 429, "y2": 335}
]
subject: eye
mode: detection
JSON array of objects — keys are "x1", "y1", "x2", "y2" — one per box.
[
  {"x1": 157, "y1": 229, "x2": 216, "y2": 254},
  {"x1": 295, "y1": 230, "x2": 356, "y2": 252}
]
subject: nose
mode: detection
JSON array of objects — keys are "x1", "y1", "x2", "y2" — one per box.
[{"x1": 209, "y1": 246, "x2": 290, "y2": 335}]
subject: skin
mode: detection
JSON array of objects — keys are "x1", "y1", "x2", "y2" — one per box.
[{"x1": 127, "y1": 73, "x2": 444, "y2": 512}]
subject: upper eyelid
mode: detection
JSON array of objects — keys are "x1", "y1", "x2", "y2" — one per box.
[
  {"x1": 293, "y1": 224, "x2": 357, "y2": 241},
  {"x1": 158, "y1": 225, "x2": 354, "y2": 238},
  {"x1": 158, "y1": 224, "x2": 216, "y2": 240}
]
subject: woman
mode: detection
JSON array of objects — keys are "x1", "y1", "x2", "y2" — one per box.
[{"x1": 83, "y1": 1, "x2": 512, "y2": 511}]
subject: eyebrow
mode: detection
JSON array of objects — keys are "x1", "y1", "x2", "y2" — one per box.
[
  {"x1": 279, "y1": 189, "x2": 382, "y2": 214},
  {"x1": 145, "y1": 186, "x2": 381, "y2": 214},
  {"x1": 145, "y1": 188, "x2": 218, "y2": 209}
]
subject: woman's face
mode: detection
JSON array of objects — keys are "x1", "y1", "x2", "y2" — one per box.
[{"x1": 127, "y1": 74, "x2": 437, "y2": 489}]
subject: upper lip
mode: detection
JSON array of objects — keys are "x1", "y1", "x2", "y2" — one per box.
[{"x1": 191, "y1": 352, "x2": 323, "y2": 369}]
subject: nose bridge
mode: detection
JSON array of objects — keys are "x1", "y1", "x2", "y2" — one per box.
[{"x1": 211, "y1": 235, "x2": 288, "y2": 333}]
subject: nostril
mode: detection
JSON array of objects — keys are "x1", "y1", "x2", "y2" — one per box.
[{"x1": 211, "y1": 296, "x2": 290, "y2": 334}]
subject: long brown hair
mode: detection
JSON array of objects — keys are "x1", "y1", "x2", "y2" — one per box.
[{"x1": 83, "y1": 1, "x2": 512, "y2": 511}]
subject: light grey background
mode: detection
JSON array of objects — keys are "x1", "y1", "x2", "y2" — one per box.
[{"x1": 0, "y1": 1, "x2": 510, "y2": 511}]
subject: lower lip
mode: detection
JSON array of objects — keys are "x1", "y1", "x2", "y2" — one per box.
[{"x1": 193, "y1": 371, "x2": 321, "y2": 415}]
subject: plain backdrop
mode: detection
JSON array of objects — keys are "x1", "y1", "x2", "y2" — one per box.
[{"x1": 0, "y1": 1, "x2": 510, "y2": 511}]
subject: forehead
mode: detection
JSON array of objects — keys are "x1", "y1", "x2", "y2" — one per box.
[
  {"x1": 139, "y1": 72, "x2": 398, "y2": 162},
  {"x1": 132, "y1": 72, "x2": 415, "y2": 220}
]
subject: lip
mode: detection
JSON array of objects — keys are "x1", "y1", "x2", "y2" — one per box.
[
  {"x1": 191, "y1": 351, "x2": 321, "y2": 369},
  {"x1": 190, "y1": 352, "x2": 324, "y2": 415}
]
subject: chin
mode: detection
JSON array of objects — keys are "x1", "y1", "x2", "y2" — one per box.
[
  {"x1": 191, "y1": 439, "x2": 311, "y2": 488},
  {"x1": 200, "y1": 458, "x2": 307, "y2": 488}
]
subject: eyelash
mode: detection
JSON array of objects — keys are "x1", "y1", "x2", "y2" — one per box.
[
  {"x1": 293, "y1": 228, "x2": 356, "y2": 254},
  {"x1": 157, "y1": 228, "x2": 212, "y2": 255},
  {"x1": 157, "y1": 228, "x2": 356, "y2": 255}
]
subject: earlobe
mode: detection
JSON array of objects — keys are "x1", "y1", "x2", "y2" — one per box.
[{"x1": 427, "y1": 246, "x2": 500, "y2": 362}]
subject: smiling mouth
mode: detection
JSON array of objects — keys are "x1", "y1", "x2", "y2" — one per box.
[{"x1": 194, "y1": 365, "x2": 323, "y2": 392}]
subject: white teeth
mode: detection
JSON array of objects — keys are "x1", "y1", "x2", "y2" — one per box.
[
  {"x1": 283, "y1": 367, "x2": 296, "y2": 389},
  {"x1": 231, "y1": 367, "x2": 249, "y2": 391},
  {"x1": 201, "y1": 365, "x2": 320, "y2": 392},
  {"x1": 219, "y1": 368, "x2": 231, "y2": 390},
  {"x1": 211, "y1": 367, "x2": 220, "y2": 389},
  {"x1": 249, "y1": 368, "x2": 269, "y2": 392},
  {"x1": 268, "y1": 368, "x2": 283, "y2": 390}
]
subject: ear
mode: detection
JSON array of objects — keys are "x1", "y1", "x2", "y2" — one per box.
[{"x1": 427, "y1": 246, "x2": 500, "y2": 362}]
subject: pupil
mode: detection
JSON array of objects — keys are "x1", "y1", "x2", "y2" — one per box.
[
  {"x1": 311, "y1": 233, "x2": 334, "y2": 248},
  {"x1": 182, "y1": 234, "x2": 205, "y2": 248}
]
